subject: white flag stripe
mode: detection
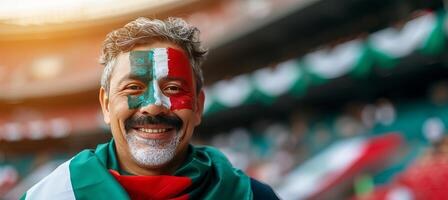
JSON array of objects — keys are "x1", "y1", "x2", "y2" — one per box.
[{"x1": 26, "y1": 159, "x2": 75, "y2": 200}]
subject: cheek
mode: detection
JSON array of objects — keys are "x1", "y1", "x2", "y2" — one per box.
[
  {"x1": 169, "y1": 95, "x2": 194, "y2": 111},
  {"x1": 175, "y1": 110, "x2": 197, "y2": 139},
  {"x1": 110, "y1": 97, "x2": 134, "y2": 121}
]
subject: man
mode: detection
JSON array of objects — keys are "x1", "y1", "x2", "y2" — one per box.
[{"x1": 21, "y1": 17, "x2": 279, "y2": 199}]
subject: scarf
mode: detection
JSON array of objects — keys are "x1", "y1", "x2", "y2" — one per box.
[{"x1": 21, "y1": 140, "x2": 253, "y2": 200}]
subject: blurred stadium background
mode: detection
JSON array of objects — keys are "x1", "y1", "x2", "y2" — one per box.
[{"x1": 0, "y1": 0, "x2": 447, "y2": 199}]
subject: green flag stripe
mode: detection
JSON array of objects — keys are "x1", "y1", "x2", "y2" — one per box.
[
  {"x1": 174, "y1": 146, "x2": 253, "y2": 200},
  {"x1": 69, "y1": 146, "x2": 130, "y2": 199}
]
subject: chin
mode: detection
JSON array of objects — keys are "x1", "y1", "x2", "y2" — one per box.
[{"x1": 126, "y1": 130, "x2": 181, "y2": 168}]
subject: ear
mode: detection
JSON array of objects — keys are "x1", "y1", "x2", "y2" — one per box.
[
  {"x1": 99, "y1": 87, "x2": 111, "y2": 125},
  {"x1": 193, "y1": 89, "x2": 205, "y2": 126}
]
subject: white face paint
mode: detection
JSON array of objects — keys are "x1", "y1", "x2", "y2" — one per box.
[
  {"x1": 152, "y1": 48, "x2": 171, "y2": 108},
  {"x1": 126, "y1": 130, "x2": 181, "y2": 167}
]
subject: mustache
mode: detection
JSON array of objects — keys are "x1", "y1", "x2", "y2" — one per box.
[{"x1": 125, "y1": 114, "x2": 183, "y2": 132}]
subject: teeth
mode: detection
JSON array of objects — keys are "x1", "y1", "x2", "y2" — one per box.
[{"x1": 138, "y1": 128, "x2": 167, "y2": 133}]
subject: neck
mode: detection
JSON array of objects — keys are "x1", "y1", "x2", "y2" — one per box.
[{"x1": 117, "y1": 146, "x2": 188, "y2": 176}]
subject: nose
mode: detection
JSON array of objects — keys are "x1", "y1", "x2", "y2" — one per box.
[
  {"x1": 139, "y1": 103, "x2": 169, "y2": 116},
  {"x1": 136, "y1": 81, "x2": 171, "y2": 115}
]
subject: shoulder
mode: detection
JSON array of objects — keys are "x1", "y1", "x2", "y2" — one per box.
[
  {"x1": 191, "y1": 145, "x2": 233, "y2": 165},
  {"x1": 250, "y1": 178, "x2": 280, "y2": 200}
]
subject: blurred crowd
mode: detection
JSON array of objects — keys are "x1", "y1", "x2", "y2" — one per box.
[{"x1": 192, "y1": 80, "x2": 448, "y2": 198}]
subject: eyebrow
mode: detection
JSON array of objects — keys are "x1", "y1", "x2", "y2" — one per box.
[{"x1": 160, "y1": 76, "x2": 188, "y2": 84}]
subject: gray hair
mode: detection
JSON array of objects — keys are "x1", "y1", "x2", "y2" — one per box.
[{"x1": 99, "y1": 17, "x2": 207, "y2": 94}]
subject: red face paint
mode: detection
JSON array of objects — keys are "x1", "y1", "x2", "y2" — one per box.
[{"x1": 166, "y1": 48, "x2": 195, "y2": 111}]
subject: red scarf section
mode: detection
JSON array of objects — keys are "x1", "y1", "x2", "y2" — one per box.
[{"x1": 109, "y1": 170, "x2": 192, "y2": 200}]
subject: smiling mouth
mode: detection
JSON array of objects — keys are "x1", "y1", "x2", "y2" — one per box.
[{"x1": 131, "y1": 126, "x2": 176, "y2": 140}]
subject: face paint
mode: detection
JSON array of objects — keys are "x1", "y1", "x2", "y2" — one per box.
[
  {"x1": 128, "y1": 48, "x2": 195, "y2": 111},
  {"x1": 166, "y1": 48, "x2": 195, "y2": 110}
]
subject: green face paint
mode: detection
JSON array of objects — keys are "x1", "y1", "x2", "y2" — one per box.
[{"x1": 127, "y1": 50, "x2": 157, "y2": 109}]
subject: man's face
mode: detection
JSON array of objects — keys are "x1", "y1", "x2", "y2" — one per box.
[{"x1": 99, "y1": 41, "x2": 204, "y2": 170}]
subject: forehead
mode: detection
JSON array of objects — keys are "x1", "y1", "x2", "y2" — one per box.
[{"x1": 110, "y1": 42, "x2": 190, "y2": 83}]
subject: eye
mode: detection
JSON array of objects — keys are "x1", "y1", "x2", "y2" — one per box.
[
  {"x1": 126, "y1": 84, "x2": 144, "y2": 90},
  {"x1": 163, "y1": 85, "x2": 182, "y2": 95}
]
